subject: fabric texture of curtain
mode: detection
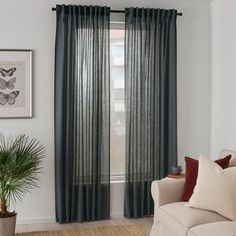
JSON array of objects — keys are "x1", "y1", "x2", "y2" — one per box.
[
  {"x1": 124, "y1": 7, "x2": 178, "y2": 218},
  {"x1": 54, "y1": 4, "x2": 110, "y2": 223}
]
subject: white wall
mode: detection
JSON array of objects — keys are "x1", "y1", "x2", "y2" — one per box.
[
  {"x1": 211, "y1": 0, "x2": 236, "y2": 158},
  {"x1": 0, "y1": 0, "x2": 211, "y2": 224}
]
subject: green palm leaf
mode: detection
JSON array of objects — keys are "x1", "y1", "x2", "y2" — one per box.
[{"x1": 0, "y1": 134, "x2": 45, "y2": 216}]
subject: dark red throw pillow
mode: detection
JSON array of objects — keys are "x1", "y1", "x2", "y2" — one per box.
[{"x1": 181, "y1": 155, "x2": 231, "y2": 201}]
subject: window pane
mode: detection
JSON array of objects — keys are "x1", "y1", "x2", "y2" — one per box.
[{"x1": 110, "y1": 29, "x2": 125, "y2": 176}]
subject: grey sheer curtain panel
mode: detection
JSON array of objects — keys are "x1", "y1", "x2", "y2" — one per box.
[
  {"x1": 54, "y1": 5, "x2": 110, "y2": 223},
  {"x1": 124, "y1": 8, "x2": 178, "y2": 218}
]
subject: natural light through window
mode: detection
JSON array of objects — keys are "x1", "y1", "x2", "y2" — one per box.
[{"x1": 110, "y1": 28, "x2": 125, "y2": 179}]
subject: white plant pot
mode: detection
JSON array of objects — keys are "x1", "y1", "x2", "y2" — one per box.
[{"x1": 0, "y1": 214, "x2": 16, "y2": 236}]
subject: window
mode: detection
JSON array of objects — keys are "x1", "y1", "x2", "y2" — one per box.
[{"x1": 110, "y1": 24, "x2": 125, "y2": 180}]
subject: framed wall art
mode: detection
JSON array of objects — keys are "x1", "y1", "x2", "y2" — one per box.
[{"x1": 0, "y1": 50, "x2": 32, "y2": 118}]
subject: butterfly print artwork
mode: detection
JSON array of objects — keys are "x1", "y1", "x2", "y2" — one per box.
[
  {"x1": 0, "y1": 91, "x2": 19, "y2": 105},
  {"x1": 0, "y1": 77, "x2": 16, "y2": 90},
  {"x1": 0, "y1": 67, "x2": 16, "y2": 77}
]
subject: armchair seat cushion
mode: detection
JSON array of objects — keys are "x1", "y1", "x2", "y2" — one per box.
[
  {"x1": 188, "y1": 221, "x2": 236, "y2": 236},
  {"x1": 157, "y1": 202, "x2": 229, "y2": 236}
]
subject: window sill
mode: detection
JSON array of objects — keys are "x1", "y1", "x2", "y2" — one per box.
[{"x1": 110, "y1": 174, "x2": 125, "y2": 183}]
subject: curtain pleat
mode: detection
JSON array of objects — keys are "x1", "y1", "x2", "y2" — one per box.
[
  {"x1": 124, "y1": 7, "x2": 178, "y2": 218},
  {"x1": 54, "y1": 4, "x2": 110, "y2": 223}
]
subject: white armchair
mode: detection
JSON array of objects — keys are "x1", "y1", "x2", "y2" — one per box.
[{"x1": 150, "y1": 149, "x2": 236, "y2": 236}]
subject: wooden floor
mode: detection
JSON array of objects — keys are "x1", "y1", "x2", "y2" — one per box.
[{"x1": 16, "y1": 218, "x2": 153, "y2": 234}]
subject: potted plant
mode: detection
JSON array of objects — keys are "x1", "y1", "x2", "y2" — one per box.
[{"x1": 0, "y1": 134, "x2": 45, "y2": 236}]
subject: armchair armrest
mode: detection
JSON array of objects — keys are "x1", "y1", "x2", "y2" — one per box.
[
  {"x1": 151, "y1": 178, "x2": 185, "y2": 221},
  {"x1": 151, "y1": 177, "x2": 185, "y2": 208}
]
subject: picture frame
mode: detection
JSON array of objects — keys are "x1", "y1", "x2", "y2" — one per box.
[{"x1": 0, "y1": 50, "x2": 32, "y2": 118}]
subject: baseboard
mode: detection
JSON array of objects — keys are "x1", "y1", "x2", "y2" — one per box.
[
  {"x1": 110, "y1": 212, "x2": 124, "y2": 219},
  {"x1": 16, "y1": 213, "x2": 124, "y2": 225},
  {"x1": 16, "y1": 217, "x2": 56, "y2": 225}
]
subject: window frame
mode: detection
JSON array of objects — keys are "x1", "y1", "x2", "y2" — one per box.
[{"x1": 110, "y1": 16, "x2": 125, "y2": 183}]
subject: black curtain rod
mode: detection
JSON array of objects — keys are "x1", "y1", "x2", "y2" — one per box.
[{"x1": 51, "y1": 7, "x2": 183, "y2": 16}]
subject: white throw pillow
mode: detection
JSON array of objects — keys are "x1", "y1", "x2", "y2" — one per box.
[{"x1": 188, "y1": 155, "x2": 236, "y2": 220}]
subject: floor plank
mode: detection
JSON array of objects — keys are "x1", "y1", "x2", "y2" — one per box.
[{"x1": 16, "y1": 218, "x2": 153, "y2": 234}]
